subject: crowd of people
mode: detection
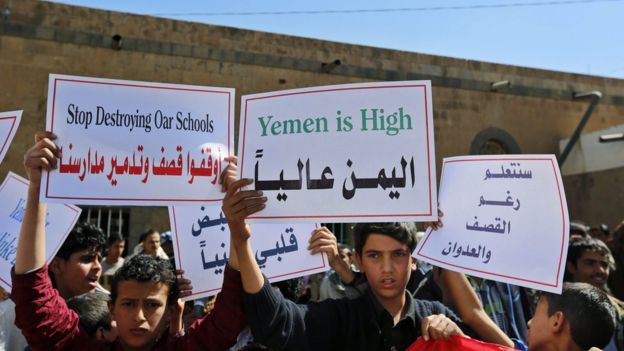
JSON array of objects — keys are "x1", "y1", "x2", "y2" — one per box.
[{"x1": 0, "y1": 131, "x2": 621, "y2": 351}]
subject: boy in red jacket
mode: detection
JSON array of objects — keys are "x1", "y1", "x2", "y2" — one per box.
[{"x1": 13, "y1": 131, "x2": 245, "y2": 351}]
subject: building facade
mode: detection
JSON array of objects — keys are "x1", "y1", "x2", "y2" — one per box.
[{"x1": 1, "y1": 0, "x2": 623, "y2": 246}]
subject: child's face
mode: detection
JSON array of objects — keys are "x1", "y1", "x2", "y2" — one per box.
[
  {"x1": 355, "y1": 233, "x2": 415, "y2": 306},
  {"x1": 51, "y1": 247, "x2": 102, "y2": 298},
  {"x1": 110, "y1": 280, "x2": 170, "y2": 350},
  {"x1": 527, "y1": 296, "x2": 552, "y2": 351}
]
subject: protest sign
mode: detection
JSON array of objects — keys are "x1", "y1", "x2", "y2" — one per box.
[
  {"x1": 41, "y1": 74, "x2": 234, "y2": 206},
  {"x1": 414, "y1": 155, "x2": 569, "y2": 293},
  {"x1": 0, "y1": 110, "x2": 22, "y2": 165},
  {"x1": 239, "y1": 81, "x2": 437, "y2": 223},
  {"x1": 0, "y1": 172, "x2": 81, "y2": 292},
  {"x1": 169, "y1": 205, "x2": 327, "y2": 300}
]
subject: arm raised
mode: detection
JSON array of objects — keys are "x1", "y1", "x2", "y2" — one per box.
[{"x1": 15, "y1": 131, "x2": 60, "y2": 274}]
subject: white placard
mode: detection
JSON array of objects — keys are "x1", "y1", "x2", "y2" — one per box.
[
  {"x1": 169, "y1": 205, "x2": 328, "y2": 300},
  {"x1": 0, "y1": 110, "x2": 22, "y2": 165},
  {"x1": 414, "y1": 155, "x2": 569, "y2": 293},
  {"x1": 41, "y1": 74, "x2": 235, "y2": 206},
  {"x1": 0, "y1": 172, "x2": 81, "y2": 292},
  {"x1": 238, "y1": 81, "x2": 437, "y2": 223}
]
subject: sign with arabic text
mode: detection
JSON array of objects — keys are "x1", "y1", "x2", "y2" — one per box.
[
  {"x1": 0, "y1": 110, "x2": 22, "y2": 165},
  {"x1": 41, "y1": 74, "x2": 234, "y2": 206},
  {"x1": 0, "y1": 172, "x2": 81, "y2": 292},
  {"x1": 239, "y1": 81, "x2": 437, "y2": 222},
  {"x1": 414, "y1": 155, "x2": 569, "y2": 293},
  {"x1": 169, "y1": 205, "x2": 327, "y2": 300}
]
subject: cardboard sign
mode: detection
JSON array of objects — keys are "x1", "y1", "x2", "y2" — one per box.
[
  {"x1": 0, "y1": 110, "x2": 22, "y2": 165},
  {"x1": 41, "y1": 74, "x2": 234, "y2": 206},
  {"x1": 0, "y1": 172, "x2": 81, "y2": 292},
  {"x1": 415, "y1": 155, "x2": 569, "y2": 293},
  {"x1": 238, "y1": 81, "x2": 437, "y2": 223},
  {"x1": 169, "y1": 205, "x2": 328, "y2": 300}
]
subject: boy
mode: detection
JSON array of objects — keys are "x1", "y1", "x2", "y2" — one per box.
[
  {"x1": 50, "y1": 221, "x2": 107, "y2": 298},
  {"x1": 12, "y1": 131, "x2": 245, "y2": 350},
  {"x1": 66, "y1": 291, "x2": 118, "y2": 342},
  {"x1": 222, "y1": 177, "x2": 469, "y2": 351},
  {"x1": 527, "y1": 282, "x2": 616, "y2": 351}
]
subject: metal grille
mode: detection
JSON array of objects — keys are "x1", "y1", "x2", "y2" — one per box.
[{"x1": 78, "y1": 206, "x2": 130, "y2": 239}]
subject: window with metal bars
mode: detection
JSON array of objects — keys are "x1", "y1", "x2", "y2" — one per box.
[{"x1": 78, "y1": 206, "x2": 130, "y2": 240}]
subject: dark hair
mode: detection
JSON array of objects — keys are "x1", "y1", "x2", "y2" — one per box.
[
  {"x1": 272, "y1": 277, "x2": 304, "y2": 302},
  {"x1": 353, "y1": 222, "x2": 417, "y2": 255},
  {"x1": 570, "y1": 221, "x2": 590, "y2": 238},
  {"x1": 66, "y1": 291, "x2": 112, "y2": 337},
  {"x1": 542, "y1": 282, "x2": 616, "y2": 350},
  {"x1": 567, "y1": 237, "x2": 614, "y2": 271},
  {"x1": 106, "y1": 232, "x2": 125, "y2": 247},
  {"x1": 55, "y1": 222, "x2": 106, "y2": 260},
  {"x1": 110, "y1": 254, "x2": 178, "y2": 305},
  {"x1": 139, "y1": 229, "x2": 159, "y2": 243}
]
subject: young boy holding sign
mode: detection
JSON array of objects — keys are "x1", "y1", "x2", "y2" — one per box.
[
  {"x1": 222, "y1": 175, "x2": 472, "y2": 350},
  {"x1": 12, "y1": 131, "x2": 245, "y2": 350}
]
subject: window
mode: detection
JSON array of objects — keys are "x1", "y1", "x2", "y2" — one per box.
[
  {"x1": 470, "y1": 127, "x2": 521, "y2": 155},
  {"x1": 78, "y1": 206, "x2": 130, "y2": 238}
]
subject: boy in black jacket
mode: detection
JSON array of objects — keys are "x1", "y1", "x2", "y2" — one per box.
[{"x1": 222, "y1": 177, "x2": 470, "y2": 351}]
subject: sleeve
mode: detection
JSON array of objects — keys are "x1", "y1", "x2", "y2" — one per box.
[
  {"x1": 243, "y1": 275, "x2": 310, "y2": 351},
  {"x1": 175, "y1": 264, "x2": 246, "y2": 350},
  {"x1": 508, "y1": 285, "x2": 529, "y2": 342},
  {"x1": 11, "y1": 265, "x2": 92, "y2": 350}
]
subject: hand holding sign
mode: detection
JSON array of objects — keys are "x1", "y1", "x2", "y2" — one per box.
[
  {"x1": 308, "y1": 226, "x2": 356, "y2": 284},
  {"x1": 23, "y1": 131, "x2": 60, "y2": 185},
  {"x1": 423, "y1": 209, "x2": 444, "y2": 231},
  {"x1": 220, "y1": 155, "x2": 238, "y2": 192},
  {"x1": 170, "y1": 202, "x2": 326, "y2": 299},
  {"x1": 415, "y1": 155, "x2": 569, "y2": 293},
  {"x1": 14, "y1": 132, "x2": 65, "y2": 276},
  {"x1": 175, "y1": 270, "x2": 193, "y2": 299},
  {"x1": 169, "y1": 155, "x2": 326, "y2": 300},
  {"x1": 222, "y1": 179, "x2": 267, "y2": 244},
  {"x1": 307, "y1": 227, "x2": 339, "y2": 261}
]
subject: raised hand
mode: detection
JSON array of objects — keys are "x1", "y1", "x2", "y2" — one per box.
[{"x1": 23, "y1": 131, "x2": 60, "y2": 184}]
